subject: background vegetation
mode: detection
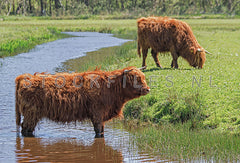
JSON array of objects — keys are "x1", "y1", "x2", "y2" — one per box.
[
  {"x1": 0, "y1": 5, "x2": 239, "y2": 159},
  {"x1": 53, "y1": 19, "x2": 239, "y2": 160},
  {"x1": 1, "y1": 19, "x2": 239, "y2": 135},
  {"x1": 1, "y1": 0, "x2": 240, "y2": 17}
]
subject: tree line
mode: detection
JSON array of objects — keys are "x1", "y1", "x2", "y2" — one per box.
[{"x1": 1, "y1": 0, "x2": 240, "y2": 16}]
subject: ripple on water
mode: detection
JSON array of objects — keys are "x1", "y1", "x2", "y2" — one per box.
[{"x1": 0, "y1": 32, "x2": 162, "y2": 162}]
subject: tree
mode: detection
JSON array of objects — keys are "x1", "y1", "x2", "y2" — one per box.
[
  {"x1": 1, "y1": 0, "x2": 240, "y2": 16},
  {"x1": 55, "y1": 0, "x2": 61, "y2": 9},
  {"x1": 7, "y1": 0, "x2": 12, "y2": 16},
  {"x1": 40, "y1": 0, "x2": 44, "y2": 15},
  {"x1": 120, "y1": 0, "x2": 124, "y2": 10},
  {"x1": 162, "y1": 0, "x2": 166, "y2": 13},
  {"x1": 23, "y1": 0, "x2": 26, "y2": 16},
  {"x1": 12, "y1": 0, "x2": 15, "y2": 15},
  {"x1": 49, "y1": 0, "x2": 52, "y2": 15}
]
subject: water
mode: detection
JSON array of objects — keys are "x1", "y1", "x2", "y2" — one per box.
[{"x1": 0, "y1": 32, "x2": 158, "y2": 162}]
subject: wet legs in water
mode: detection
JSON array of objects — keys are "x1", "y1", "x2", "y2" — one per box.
[
  {"x1": 21, "y1": 121, "x2": 37, "y2": 137},
  {"x1": 20, "y1": 112, "x2": 39, "y2": 137},
  {"x1": 92, "y1": 121, "x2": 105, "y2": 138}
]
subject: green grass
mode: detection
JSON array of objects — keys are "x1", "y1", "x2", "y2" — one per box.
[
  {"x1": 0, "y1": 24, "x2": 70, "y2": 57},
  {"x1": 59, "y1": 18, "x2": 240, "y2": 135},
  {"x1": 0, "y1": 18, "x2": 137, "y2": 57},
  {"x1": 59, "y1": 41, "x2": 137, "y2": 72},
  {"x1": 126, "y1": 123, "x2": 240, "y2": 161},
  {"x1": 1, "y1": 17, "x2": 240, "y2": 161},
  {"x1": 57, "y1": 18, "x2": 240, "y2": 161}
]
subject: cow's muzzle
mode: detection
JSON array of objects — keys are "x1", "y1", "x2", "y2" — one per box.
[{"x1": 141, "y1": 87, "x2": 150, "y2": 95}]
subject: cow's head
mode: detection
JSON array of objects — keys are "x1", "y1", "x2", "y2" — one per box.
[
  {"x1": 190, "y1": 47, "x2": 206, "y2": 69},
  {"x1": 122, "y1": 67, "x2": 150, "y2": 99}
]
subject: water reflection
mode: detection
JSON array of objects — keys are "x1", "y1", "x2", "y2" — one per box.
[
  {"x1": 0, "y1": 32, "x2": 160, "y2": 162},
  {"x1": 16, "y1": 137, "x2": 123, "y2": 163},
  {"x1": 0, "y1": 32, "x2": 131, "y2": 162}
]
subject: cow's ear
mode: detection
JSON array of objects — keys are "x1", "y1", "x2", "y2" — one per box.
[
  {"x1": 190, "y1": 47, "x2": 195, "y2": 54},
  {"x1": 190, "y1": 47, "x2": 197, "y2": 55}
]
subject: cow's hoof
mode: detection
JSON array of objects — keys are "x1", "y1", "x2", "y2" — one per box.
[
  {"x1": 21, "y1": 130, "x2": 34, "y2": 137},
  {"x1": 95, "y1": 133, "x2": 104, "y2": 138}
]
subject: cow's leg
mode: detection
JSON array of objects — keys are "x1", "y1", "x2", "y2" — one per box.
[
  {"x1": 171, "y1": 60, "x2": 178, "y2": 68},
  {"x1": 170, "y1": 47, "x2": 179, "y2": 68},
  {"x1": 171, "y1": 60, "x2": 174, "y2": 68},
  {"x1": 151, "y1": 49, "x2": 162, "y2": 68},
  {"x1": 21, "y1": 119, "x2": 38, "y2": 137},
  {"x1": 142, "y1": 48, "x2": 148, "y2": 67},
  {"x1": 21, "y1": 109, "x2": 40, "y2": 137},
  {"x1": 172, "y1": 57, "x2": 179, "y2": 69},
  {"x1": 92, "y1": 121, "x2": 105, "y2": 138}
]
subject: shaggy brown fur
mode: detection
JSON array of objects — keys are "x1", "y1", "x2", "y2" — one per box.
[
  {"x1": 15, "y1": 67, "x2": 150, "y2": 137},
  {"x1": 137, "y1": 16, "x2": 206, "y2": 69}
]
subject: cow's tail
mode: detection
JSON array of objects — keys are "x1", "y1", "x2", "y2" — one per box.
[
  {"x1": 15, "y1": 100, "x2": 21, "y2": 130},
  {"x1": 15, "y1": 76, "x2": 22, "y2": 128},
  {"x1": 15, "y1": 74, "x2": 32, "y2": 129},
  {"x1": 137, "y1": 40, "x2": 141, "y2": 58}
]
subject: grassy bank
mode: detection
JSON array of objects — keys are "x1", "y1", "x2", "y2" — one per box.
[
  {"x1": 1, "y1": 17, "x2": 240, "y2": 161},
  {"x1": 0, "y1": 18, "x2": 136, "y2": 57},
  {"x1": 0, "y1": 25, "x2": 70, "y2": 57},
  {"x1": 127, "y1": 123, "x2": 240, "y2": 161},
  {"x1": 66, "y1": 40, "x2": 240, "y2": 161},
  {"x1": 57, "y1": 18, "x2": 240, "y2": 161},
  {"x1": 58, "y1": 41, "x2": 136, "y2": 72},
  {"x1": 60, "y1": 19, "x2": 240, "y2": 134}
]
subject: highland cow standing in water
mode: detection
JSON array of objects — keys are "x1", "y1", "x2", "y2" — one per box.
[
  {"x1": 137, "y1": 16, "x2": 211, "y2": 69},
  {"x1": 15, "y1": 67, "x2": 150, "y2": 138}
]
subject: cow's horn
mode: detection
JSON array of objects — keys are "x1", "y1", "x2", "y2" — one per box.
[
  {"x1": 124, "y1": 69, "x2": 134, "y2": 73},
  {"x1": 197, "y1": 48, "x2": 202, "y2": 52},
  {"x1": 205, "y1": 49, "x2": 212, "y2": 55},
  {"x1": 138, "y1": 66, "x2": 147, "y2": 70}
]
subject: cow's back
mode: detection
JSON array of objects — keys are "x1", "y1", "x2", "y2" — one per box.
[
  {"x1": 137, "y1": 16, "x2": 199, "y2": 53},
  {"x1": 137, "y1": 17, "x2": 174, "y2": 52},
  {"x1": 16, "y1": 73, "x2": 91, "y2": 123}
]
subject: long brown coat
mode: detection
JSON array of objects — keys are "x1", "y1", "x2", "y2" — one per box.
[
  {"x1": 137, "y1": 16, "x2": 206, "y2": 69},
  {"x1": 15, "y1": 67, "x2": 150, "y2": 137}
]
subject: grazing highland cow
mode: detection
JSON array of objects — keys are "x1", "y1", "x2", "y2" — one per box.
[
  {"x1": 137, "y1": 16, "x2": 211, "y2": 69},
  {"x1": 15, "y1": 67, "x2": 150, "y2": 138}
]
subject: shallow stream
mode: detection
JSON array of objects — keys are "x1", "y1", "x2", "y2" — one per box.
[{"x1": 0, "y1": 32, "x2": 159, "y2": 162}]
